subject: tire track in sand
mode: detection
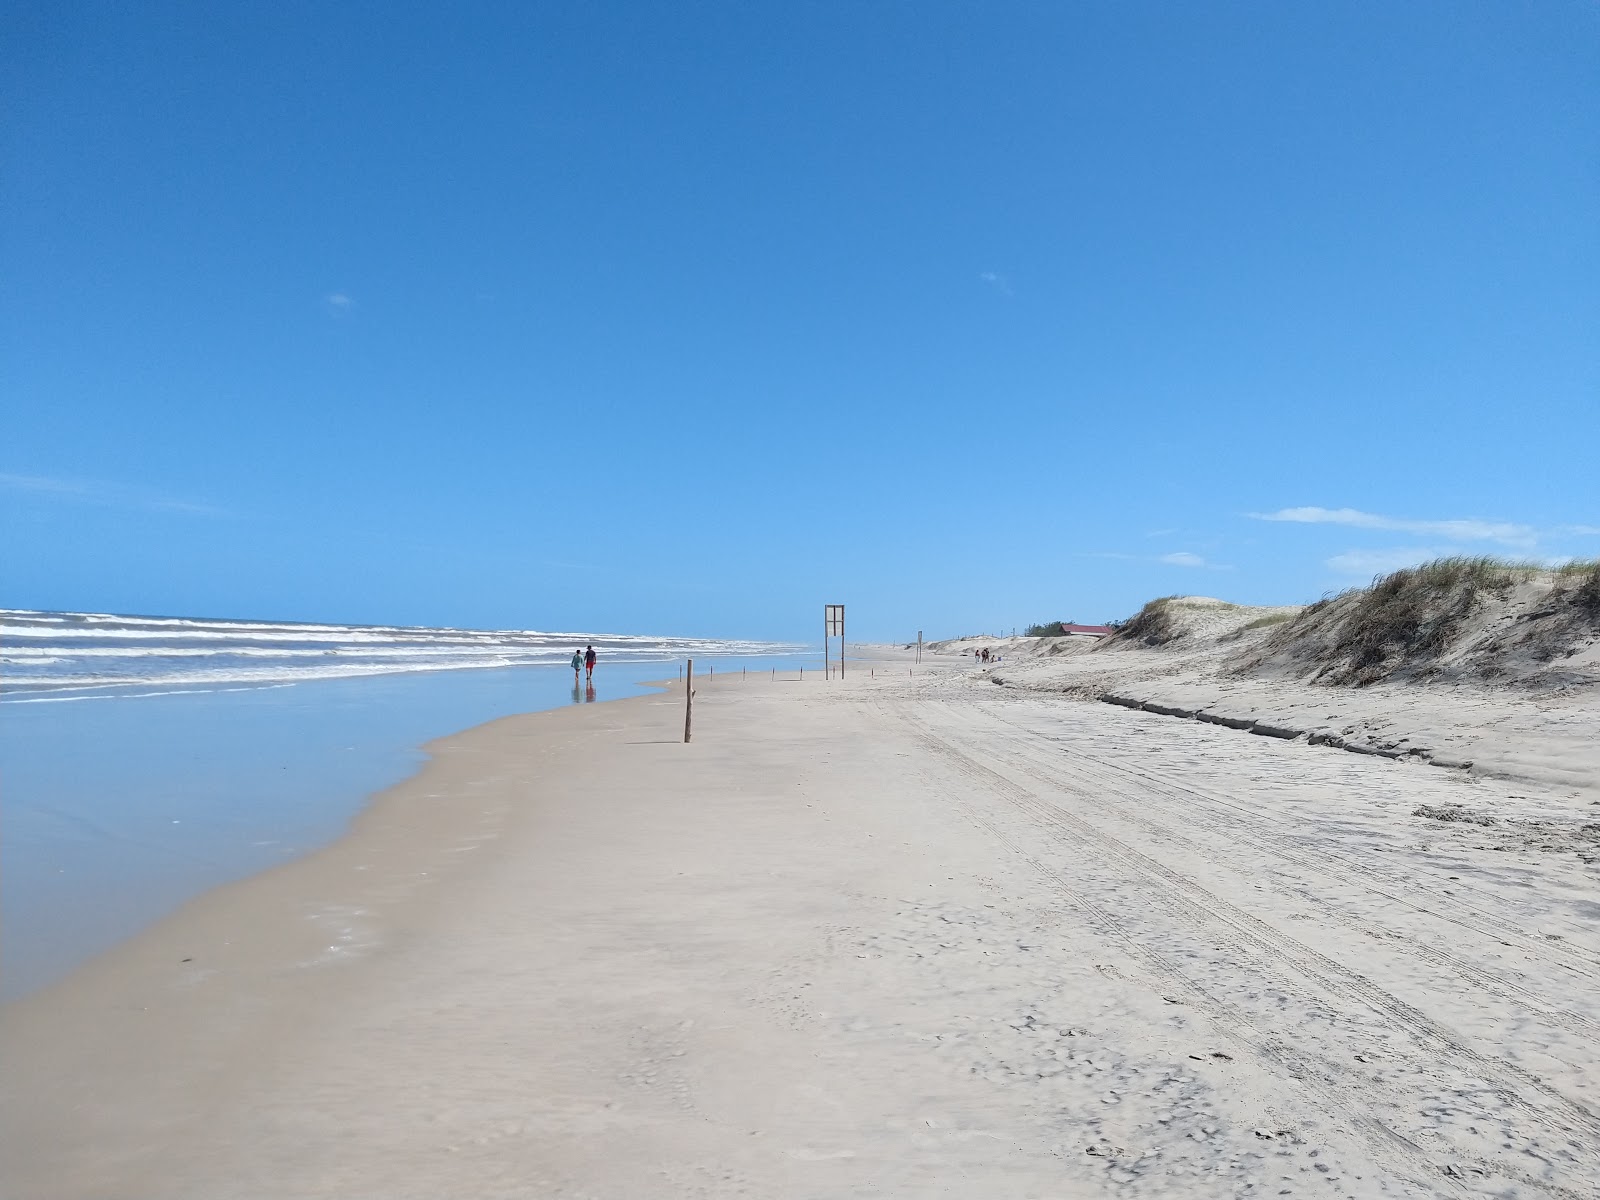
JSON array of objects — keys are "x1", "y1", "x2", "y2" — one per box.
[
  {"x1": 874, "y1": 694, "x2": 1599, "y2": 1197},
  {"x1": 953, "y1": 699, "x2": 1600, "y2": 1043}
]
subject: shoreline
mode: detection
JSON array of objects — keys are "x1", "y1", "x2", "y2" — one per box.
[
  {"x1": 0, "y1": 685, "x2": 676, "y2": 1193},
  {"x1": 0, "y1": 654, "x2": 814, "y2": 1003},
  {"x1": 5, "y1": 656, "x2": 1596, "y2": 1197}
]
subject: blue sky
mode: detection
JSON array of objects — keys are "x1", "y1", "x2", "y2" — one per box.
[{"x1": 4, "y1": 2, "x2": 1596, "y2": 641}]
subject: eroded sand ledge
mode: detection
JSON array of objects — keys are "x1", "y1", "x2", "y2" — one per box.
[{"x1": 3, "y1": 664, "x2": 1598, "y2": 1198}]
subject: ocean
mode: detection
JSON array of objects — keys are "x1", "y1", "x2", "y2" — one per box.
[
  {"x1": 1, "y1": 610, "x2": 807, "y2": 1001},
  {"x1": 1, "y1": 609, "x2": 790, "y2": 700}
]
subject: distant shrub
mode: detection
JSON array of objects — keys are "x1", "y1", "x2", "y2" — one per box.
[{"x1": 1025, "y1": 621, "x2": 1068, "y2": 637}]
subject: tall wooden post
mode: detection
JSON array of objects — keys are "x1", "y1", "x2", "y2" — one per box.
[
  {"x1": 841, "y1": 608, "x2": 845, "y2": 679},
  {"x1": 684, "y1": 659, "x2": 694, "y2": 743},
  {"x1": 824, "y1": 609, "x2": 830, "y2": 680}
]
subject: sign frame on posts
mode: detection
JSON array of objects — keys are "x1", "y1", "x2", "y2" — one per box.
[{"x1": 824, "y1": 604, "x2": 845, "y2": 680}]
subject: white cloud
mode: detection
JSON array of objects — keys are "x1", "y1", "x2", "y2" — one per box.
[
  {"x1": 0, "y1": 471, "x2": 229, "y2": 517},
  {"x1": 0, "y1": 472, "x2": 90, "y2": 496},
  {"x1": 1251, "y1": 506, "x2": 1538, "y2": 548},
  {"x1": 978, "y1": 271, "x2": 1013, "y2": 296},
  {"x1": 1078, "y1": 549, "x2": 1231, "y2": 569},
  {"x1": 1325, "y1": 547, "x2": 1455, "y2": 575},
  {"x1": 324, "y1": 292, "x2": 355, "y2": 314}
]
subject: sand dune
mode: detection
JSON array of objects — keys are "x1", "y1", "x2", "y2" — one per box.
[{"x1": 978, "y1": 565, "x2": 1600, "y2": 806}]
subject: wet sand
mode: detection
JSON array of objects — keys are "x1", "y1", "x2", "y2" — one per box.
[{"x1": 3, "y1": 663, "x2": 1597, "y2": 1198}]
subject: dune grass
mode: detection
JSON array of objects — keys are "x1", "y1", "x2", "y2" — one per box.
[
  {"x1": 1112, "y1": 596, "x2": 1181, "y2": 646},
  {"x1": 1238, "y1": 611, "x2": 1296, "y2": 632},
  {"x1": 1268, "y1": 555, "x2": 1600, "y2": 685}
]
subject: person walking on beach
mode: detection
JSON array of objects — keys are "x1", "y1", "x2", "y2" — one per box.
[
  {"x1": 570, "y1": 649, "x2": 583, "y2": 682},
  {"x1": 584, "y1": 644, "x2": 597, "y2": 680}
]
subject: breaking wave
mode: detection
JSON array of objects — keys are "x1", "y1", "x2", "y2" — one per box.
[{"x1": 2, "y1": 609, "x2": 798, "y2": 700}]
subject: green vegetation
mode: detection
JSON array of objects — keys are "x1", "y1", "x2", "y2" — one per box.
[
  {"x1": 1024, "y1": 621, "x2": 1069, "y2": 637},
  {"x1": 1280, "y1": 558, "x2": 1505, "y2": 684},
  {"x1": 1237, "y1": 611, "x2": 1295, "y2": 632},
  {"x1": 1560, "y1": 560, "x2": 1600, "y2": 616},
  {"x1": 1112, "y1": 596, "x2": 1180, "y2": 646},
  {"x1": 1265, "y1": 556, "x2": 1600, "y2": 686}
]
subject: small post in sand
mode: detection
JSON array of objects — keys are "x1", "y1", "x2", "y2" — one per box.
[{"x1": 684, "y1": 659, "x2": 694, "y2": 743}]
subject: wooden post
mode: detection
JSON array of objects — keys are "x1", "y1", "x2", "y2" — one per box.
[
  {"x1": 824, "y1": 609, "x2": 829, "y2": 680},
  {"x1": 840, "y1": 608, "x2": 845, "y2": 679},
  {"x1": 684, "y1": 659, "x2": 694, "y2": 743}
]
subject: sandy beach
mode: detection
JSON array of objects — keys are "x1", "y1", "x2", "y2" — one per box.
[{"x1": 3, "y1": 651, "x2": 1597, "y2": 1199}]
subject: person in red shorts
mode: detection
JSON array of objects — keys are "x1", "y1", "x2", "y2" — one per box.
[{"x1": 584, "y1": 644, "x2": 596, "y2": 680}]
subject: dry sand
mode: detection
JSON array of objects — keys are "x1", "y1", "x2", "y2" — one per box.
[{"x1": 3, "y1": 659, "x2": 1598, "y2": 1198}]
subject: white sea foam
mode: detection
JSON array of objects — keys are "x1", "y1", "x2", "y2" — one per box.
[{"x1": 1, "y1": 609, "x2": 800, "y2": 697}]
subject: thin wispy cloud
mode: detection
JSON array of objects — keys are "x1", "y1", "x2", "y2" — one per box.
[
  {"x1": 0, "y1": 472, "x2": 91, "y2": 496},
  {"x1": 1324, "y1": 547, "x2": 1455, "y2": 576},
  {"x1": 1078, "y1": 550, "x2": 1231, "y2": 570},
  {"x1": 978, "y1": 271, "x2": 1013, "y2": 297},
  {"x1": 324, "y1": 292, "x2": 355, "y2": 315},
  {"x1": 0, "y1": 472, "x2": 230, "y2": 518},
  {"x1": 1249, "y1": 506, "x2": 1538, "y2": 548}
]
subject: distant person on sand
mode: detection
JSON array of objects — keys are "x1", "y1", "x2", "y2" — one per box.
[
  {"x1": 584, "y1": 644, "x2": 597, "y2": 680},
  {"x1": 571, "y1": 649, "x2": 583, "y2": 681}
]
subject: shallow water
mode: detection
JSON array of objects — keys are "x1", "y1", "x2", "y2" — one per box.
[{"x1": 0, "y1": 654, "x2": 810, "y2": 1001}]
